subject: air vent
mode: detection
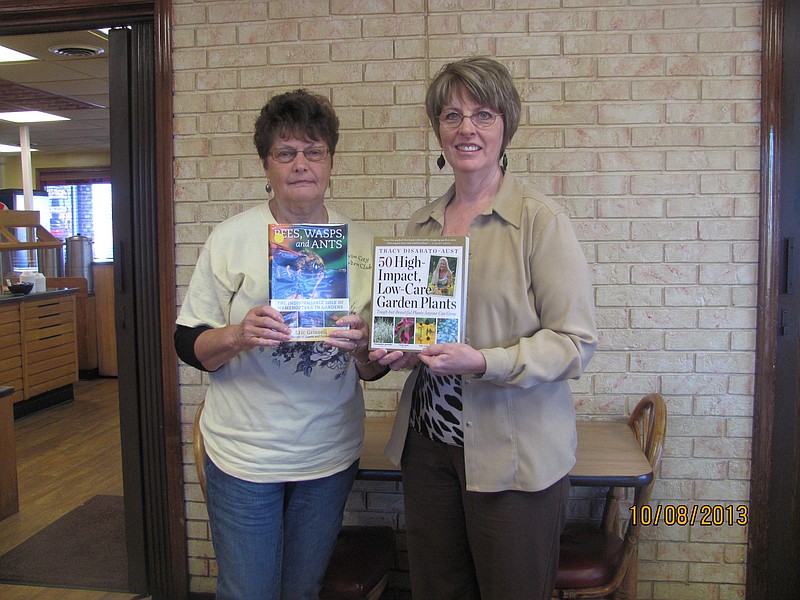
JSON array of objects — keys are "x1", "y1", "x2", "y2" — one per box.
[{"x1": 48, "y1": 44, "x2": 104, "y2": 57}]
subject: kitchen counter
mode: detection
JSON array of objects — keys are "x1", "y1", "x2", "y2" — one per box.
[{"x1": 0, "y1": 286, "x2": 79, "y2": 304}]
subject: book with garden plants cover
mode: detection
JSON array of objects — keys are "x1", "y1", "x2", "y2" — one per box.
[
  {"x1": 268, "y1": 223, "x2": 349, "y2": 341},
  {"x1": 370, "y1": 235, "x2": 469, "y2": 352}
]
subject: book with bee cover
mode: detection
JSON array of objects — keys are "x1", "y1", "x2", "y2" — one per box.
[
  {"x1": 370, "y1": 236, "x2": 469, "y2": 352},
  {"x1": 269, "y1": 223, "x2": 349, "y2": 341}
]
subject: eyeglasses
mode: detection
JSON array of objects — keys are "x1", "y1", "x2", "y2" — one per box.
[
  {"x1": 438, "y1": 110, "x2": 502, "y2": 129},
  {"x1": 269, "y1": 146, "x2": 329, "y2": 163}
]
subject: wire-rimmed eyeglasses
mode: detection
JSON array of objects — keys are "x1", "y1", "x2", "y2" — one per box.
[
  {"x1": 269, "y1": 146, "x2": 329, "y2": 163},
  {"x1": 438, "y1": 110, "x2": 502, "y2": 129}
]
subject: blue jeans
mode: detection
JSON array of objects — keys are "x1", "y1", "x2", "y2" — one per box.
[{"x1": 205, "y1": 457, "x2": 359, "y2": 600}]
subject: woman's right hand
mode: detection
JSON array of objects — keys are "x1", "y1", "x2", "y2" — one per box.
[
  {"x1": 234, "y1": 304, "x2": 292, "y2": 350},
  {"x1": 195, "y1": 304, "x2": 291, "y2": 371},
  {"x1": 368, "y1": 348, "x2": 419, "y2": 371}
]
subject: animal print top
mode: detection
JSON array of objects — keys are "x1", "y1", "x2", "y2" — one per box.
[{"x1": 409, "y1": 366, "x2": 465, "y2": 447}]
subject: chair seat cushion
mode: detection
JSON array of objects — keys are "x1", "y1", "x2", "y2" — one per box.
[
  {"x1": 320, "y1": 526, "x2": 395, "y2": 600},
  {"x1": 554, "y1": 522, "x2": 624, "y2": 590}
]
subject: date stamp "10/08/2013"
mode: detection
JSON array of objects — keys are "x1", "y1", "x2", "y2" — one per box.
[{"x1": 630, "y1": 504, "x2": 748, "y2": 527}]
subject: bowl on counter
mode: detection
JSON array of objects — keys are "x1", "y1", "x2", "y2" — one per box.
[{"x1": 7, "y1": 281, "x2": 34, "y2": 295}]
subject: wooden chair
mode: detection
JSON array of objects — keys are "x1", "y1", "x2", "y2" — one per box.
[
  {"x1": 192, "y1": 401, "x2": 395, "y2": 600},
  {"x1": 554, "y1": 393, "x2": 667, "y2": 599}
]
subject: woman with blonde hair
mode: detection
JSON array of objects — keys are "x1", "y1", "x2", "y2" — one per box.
[
  {"x1": 371, "y1": 57, "x2": 598, "y2": 600},
  {"x1": 429, "y1": 256, "x2": 454, "y2": 295}
]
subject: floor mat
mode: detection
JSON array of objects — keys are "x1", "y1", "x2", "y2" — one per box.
[{"x1": 0, "y1": 495, "x2": 128, "y2": 591}]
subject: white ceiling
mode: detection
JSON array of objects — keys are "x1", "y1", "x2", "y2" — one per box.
[{"x1": 0, "y1": 29, "x2": 110, "y2": 156}]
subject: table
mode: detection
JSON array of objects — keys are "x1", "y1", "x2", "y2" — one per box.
[
  {"x1": 358, "y1": 417, "x2": 652, "y2": 599},
  {"x1": 358, "y1": 417, "x2": 653, "y2": 487}
]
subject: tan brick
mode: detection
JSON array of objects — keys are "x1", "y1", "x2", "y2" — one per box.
[
  {"x1": 530, "y1": 104, "x2": 597, "y2": 125},
  {"x1": 599, "y1": 104, "x2": 662, "y2": 125},
  {"x1": 173, "y1": 48, "x2": 208, "y2": 70},
  {"x1": 598, "y1": 55, "x2": 664, "y2": 78},
  {"x1": 528, "y1": 57, "x2": 596, "y2": 78},
  {"x1": 332, "y1": 40, "x2": 394, "y2": 62},
  {"x1": 664, "y1": 286, "x2": 728, "y2": 307},
  {"x1": 597, "y1": 9, "x2": 662, "y2": 31},
  {"x1": 461, "y1": 12, "x2": 528, "y2": 34},
  {"x1": 633, "y1": 80, "x2": 701, "y2": 101},
  {"x1": 267, "y1": 0, "x2": 328, "y2": 20},
  {"x1": 699, "y1": 32, "x2": 761, "y2": 54},
  {"x1": 429, "y1": 37, "x2": 494, "y2": 59},
  {"x1": 300, "y1": 18, "x2": 362, "y2": 41},
  {"x1": 630, "y1": 264, "x2": 698, "y2": 286},
  {"x1": 632, "y1": 32, "x2": 699, "y2": 54},
  {"x1": 196, "y1": 70, "x2": 238, "y2": 91},
  {"x1": 658, "y1": 541, "x2": 725, "y2": 563},
  {"x1": 666, "y1": 150, "x2": 734, "y2": 172},
  {"x1": 269, "y1": 42, "x2": 330, "y2": 65},
  {"x1": 631, "y1": 174, "x2": 698, "y2": 196},
  {"x1": 653, "y1": 582, "x2": 720, "y2": 600},
  {"x1": 331, "y1": 0, "x2": 394, "y2": 15},
  {"x1": 495, "y1": 36, "x2": 561, "y2": 58},
  {"x1": 565, "y1": 127, "x2": 631, "y2": 148},
  {"x1": 689, "y1": 562, "x2": 745, "y2": 584},
  {"x1": 598, "y1": 151, "x2": 664, "y2": 171},
  {"x1": 238, "y1": 21, "x2": 298, "y2": 45},
  {"x1": 363, "y1": 15, "x2": 425, "y2": 37},
  {"x1": 563, "y1": 33, "x2": 630, "y2": 55},
  {"x1": 195, "y1": 25, "x2": 237, "y2": 47},
  {"x1": 667, "y1": 55, "x2": 734, "y2": 77}
]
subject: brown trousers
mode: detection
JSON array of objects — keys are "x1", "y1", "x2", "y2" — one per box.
[{"x1": 401, "y1": 428, "x2": 570, "y2": 600}]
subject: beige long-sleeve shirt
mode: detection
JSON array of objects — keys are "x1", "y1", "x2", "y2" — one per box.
[{"x1": 385, "y1": 172, "x2": 598, "y2": 492}]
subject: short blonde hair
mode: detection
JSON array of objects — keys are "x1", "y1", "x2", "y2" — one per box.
[{"x1": 425, "y1": 57, "x2": 521, "y2": 157}]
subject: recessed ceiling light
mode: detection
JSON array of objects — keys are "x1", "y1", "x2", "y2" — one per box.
[
  {"x1": 48, "y1": 44, "x2": 104, "y2": 57},
  {"x1": 0, "y1": 143, "x2": 37, "y2": 152},
  {"x1": 0, "y1": 111, "x2": 70, "y2": 123},
  {"x1": 0, "y1": 45, "x2": 36, "y2": 63}
]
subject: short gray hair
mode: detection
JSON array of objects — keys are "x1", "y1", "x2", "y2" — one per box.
[{"x1": 425, "y1": 57, "x2": 521, "y2": 156}]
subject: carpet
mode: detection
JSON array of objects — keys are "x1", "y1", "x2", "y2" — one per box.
[{"x1": 0, "y1": 494, "x2": 129, "y2": 591}]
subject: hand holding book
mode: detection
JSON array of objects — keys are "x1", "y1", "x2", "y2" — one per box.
[{"x1": 416, "y1": 342, "x2": 487, "y2": 378}]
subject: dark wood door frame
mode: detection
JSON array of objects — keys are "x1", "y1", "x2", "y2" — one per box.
[
  {"x1": 748, "y1": 0, "x2": 800, "y2": 598},
  {"x1": 0, "y1": 1, "x2": 185, "y2": 598}
]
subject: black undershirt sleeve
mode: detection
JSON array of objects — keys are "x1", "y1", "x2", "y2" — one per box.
[{"x1": 174, "y1": 324, "x2": 213, "y2": 371}]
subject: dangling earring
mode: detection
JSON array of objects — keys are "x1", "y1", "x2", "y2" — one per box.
[
  {"x1": 501, "y1": 152, "x2": 508, "y2": 173},
  {"x1": 437, "y1": 153, "x2": 446, "y2": 170},
  {"x1": 265, "y1": 181, "x2": 272, "y2": 194}
]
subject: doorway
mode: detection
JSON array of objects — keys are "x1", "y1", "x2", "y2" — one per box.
[{"x1": 0, "y1": 2, "x2": 185, "y2": 599}]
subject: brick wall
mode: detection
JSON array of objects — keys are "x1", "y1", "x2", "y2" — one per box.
[{"x1": 173, "y1": 1, "x2": 761, "y2": 598}]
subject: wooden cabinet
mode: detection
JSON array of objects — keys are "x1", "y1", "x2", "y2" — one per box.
[
  {"x1": 93, "y1": 263, "x2": 117, "y2": 377},
  {"x1": 22, "y1": 293, "x2": 78, "y2": 398},
  {"x1": 0, "y1": 290, "x2": 78, "y2": 414}
]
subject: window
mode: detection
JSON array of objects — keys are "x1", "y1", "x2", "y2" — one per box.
[{"x1": 37, "y1": 167, "x2": 113, "y2": 262}]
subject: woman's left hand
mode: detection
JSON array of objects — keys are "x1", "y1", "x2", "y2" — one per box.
[
  {"x1": 325, "y1": 312, "x2": 370, "y2": 362},
  {"x1": 418, "y1": 343, "x2": 486, "y2": 377}
]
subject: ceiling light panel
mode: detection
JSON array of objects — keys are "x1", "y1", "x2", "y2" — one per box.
[
  {"x1": 0, "y1": 110, "x2": 69, "y2": 123},
  {"x1": 0, "y1": 45, "x2": 36, "y2": 63}
]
